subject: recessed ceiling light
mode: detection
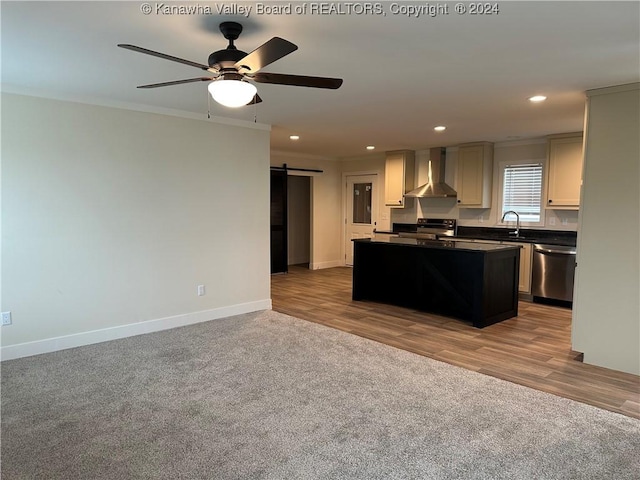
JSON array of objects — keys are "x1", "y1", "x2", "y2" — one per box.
[
  {"x1": 529, "y1": 95, "x2": 547, "y2": 103},
  {"x1": 289, "y1": 135, "x2": 300, "y2": 140},
  {"x1": 434, "y1": 126, "x2": 446, "y2": 132},
  {"x1": 366, "y1": 145, "x2": 375, "y2": 150}
]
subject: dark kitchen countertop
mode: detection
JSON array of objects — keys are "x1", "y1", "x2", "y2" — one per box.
[
  {"x1": 388, "y1": 223, "x2": 577, "y2": 246},
  {"x1": 353, "y1": 237, "x2": 521, "y2": 252},
  {"x1": 455, "y1": 226, "x2": 577, "y2": 247}
]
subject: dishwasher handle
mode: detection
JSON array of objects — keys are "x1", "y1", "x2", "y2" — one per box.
[{"x1": 534, "y1": 246, "x2": 576, "y2": 255}]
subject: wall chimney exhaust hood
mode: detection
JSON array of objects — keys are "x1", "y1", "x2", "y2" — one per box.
[{"x1": 404, "y1": 147, "x2": 457, "y2": 198}]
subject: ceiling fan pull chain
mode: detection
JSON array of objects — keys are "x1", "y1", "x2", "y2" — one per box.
[{"x1": 207, "y1": 89, "x2": 211, "y2": 119}]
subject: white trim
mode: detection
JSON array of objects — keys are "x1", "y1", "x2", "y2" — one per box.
[
  {"x1": 586, "y1": 82, "x2": 639, "y2": 97},
  {"x1": 0, "y1": 299, "x2": 272, "y2": 361},
  {"x1": 0, "y1": 85, "x2": 270, "y2": 131},
  {"x1": 310, "y1": 260, "x2": 343, "y2": 270}
]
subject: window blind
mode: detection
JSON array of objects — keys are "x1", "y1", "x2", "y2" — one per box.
[{"x1": 502, "y1": 163, "x2": 543, "y2": 222}]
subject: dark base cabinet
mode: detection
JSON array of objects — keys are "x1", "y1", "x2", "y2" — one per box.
[{"x1": 352, "y1": 240, "x2": 520, "y2": 328}]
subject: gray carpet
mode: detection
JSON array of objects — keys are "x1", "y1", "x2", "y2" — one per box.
[{"x1": 1, "y1": 310, "x2": 639, "y2": 479}]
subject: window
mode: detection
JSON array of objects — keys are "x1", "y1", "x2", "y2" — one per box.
[
  {"x1": 501, "y1": 162, "x2": 543, "y2": 223},
  {"x1": 352, "y1": 182, "x2": 372, "y2": 224}
]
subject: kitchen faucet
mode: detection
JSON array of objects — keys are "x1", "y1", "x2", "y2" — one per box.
[{"x1": 501, "y1": 210, "x2": 520, "y2": 236}]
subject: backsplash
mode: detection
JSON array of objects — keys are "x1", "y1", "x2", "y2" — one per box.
[{"x1": 390, "y1": 201, "x2": 579, "y2": 232}]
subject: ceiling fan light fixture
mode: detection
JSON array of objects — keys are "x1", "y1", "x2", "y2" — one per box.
[{"x1": 208, "y1": 78, "x2": 257, "y2": 108}]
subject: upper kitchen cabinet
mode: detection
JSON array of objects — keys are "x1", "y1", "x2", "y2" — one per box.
[
  {"x1": 456, "y1": 142, "x2": 493, "y2": 208},
  {"x1": 384, "y1": 150, "x2": 415, "y2": 208},
  {"x1": 546, "y1": 133, "x2": 583, "y2": 210}
]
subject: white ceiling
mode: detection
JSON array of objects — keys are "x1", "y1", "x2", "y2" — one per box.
[{"x1": 2, "y1": 1, "x2": 639, "y2": 158}]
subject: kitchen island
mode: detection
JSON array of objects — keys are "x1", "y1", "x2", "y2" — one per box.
[{"x1": 352, "y1": 237, "x2": 521, "y2": 328}]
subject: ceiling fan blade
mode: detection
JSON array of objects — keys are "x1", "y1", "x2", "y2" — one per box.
[
  {"x1": 235, "y1": 37, "x2": 298, "y2": 73},
  {"x1": 118, "y1": 44, "x2": 212, "y2": 72},
  {"x1": 137, "y1": 77, "x2": 214, "y2": 89},
  {"x1": 251, "y1": 72, "x2": 343, "y2": 89}
]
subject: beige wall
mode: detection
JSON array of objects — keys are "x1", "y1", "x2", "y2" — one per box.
[
  {"x1": 1, "y1": 94, "x2": 271, "y2": 356},
  {"x1": 572, "y1": 83, "x2": 640, "y2": 375}
]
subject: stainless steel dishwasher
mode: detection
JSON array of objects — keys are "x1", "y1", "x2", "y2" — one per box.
[{"x1": 531, "y1": 244, "x2": 577, "y2": 303}]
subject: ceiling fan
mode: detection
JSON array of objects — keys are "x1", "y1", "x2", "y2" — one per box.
[{"x1": 119, "y1": 21, "x2": 343, "y2": 108}]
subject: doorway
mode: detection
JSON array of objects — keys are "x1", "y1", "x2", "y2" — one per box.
[
  {"x1": 270, "y1": 169, "x2": 313, "y2": 273},
  {"x1": 344, "y1": 174, "x2": 378, "y2": 265},
  {"x1": 287, "y1": 175, "x2": 311, "y2": 267}
]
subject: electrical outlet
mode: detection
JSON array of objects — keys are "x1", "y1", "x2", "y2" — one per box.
[
  {"x1": 562, "y1": 218, "x2": 568, "y2": 226},
  {"x1": 197, "y1": 285, "x2": 206, "y2": 296},
  {"x1": 549, "y1": 217, "x2": 556, "y2": 226},
  {"x1": 478, "y1": 215, "x2": 484, "y2": 223},
  {"x1": 1, "y1": 312, "x2": 12, "y2": 326}
]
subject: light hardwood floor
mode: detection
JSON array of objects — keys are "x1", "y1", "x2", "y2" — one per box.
[{"x1": 271, "y1": 265, "x2": 640, "y2": 419}]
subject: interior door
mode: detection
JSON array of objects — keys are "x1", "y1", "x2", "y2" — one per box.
[
  {"x1": 270, "y1": 169, "x2": 288, "y2": 274},
  {"x1": 345, "y1": 174, "x2": 378, "y2": 266}
]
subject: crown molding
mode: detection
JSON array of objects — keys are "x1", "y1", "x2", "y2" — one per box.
[
  {"x1": 0, "y1": 84, "x2": 270, "y2": 131},
  {"x1": 587, "y1": 82, "x2": 639, "y2": 97}
]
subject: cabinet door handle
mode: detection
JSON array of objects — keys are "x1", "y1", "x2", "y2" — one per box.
[
  {"x1": 398, "y1": 200, "x2": 402, "y2": 203},
  {"x1": 548, "y1": 199, "x2": 553, "y2": 203},
  {"x1": 457, "y1": 200, "x2": 461, "y2": 203}
]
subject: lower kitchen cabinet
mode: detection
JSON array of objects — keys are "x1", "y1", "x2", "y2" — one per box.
[
  {"x1": 514, "y1": 242, "x2": 532, "y2": 294},
  {"x1": 474, "y1": 240, "x2": 532, "y2": 294}
]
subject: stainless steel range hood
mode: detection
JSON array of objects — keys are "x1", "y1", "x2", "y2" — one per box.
[{"x1": 404, "y1": 147, "x2": 457, "y2": 198}]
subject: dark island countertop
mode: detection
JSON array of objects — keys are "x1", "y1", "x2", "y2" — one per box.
[{"x1": 355, "y1": 236, "x2": 521, "y2": 252}]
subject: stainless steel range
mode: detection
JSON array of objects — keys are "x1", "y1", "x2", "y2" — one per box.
[{"x1": 398, "y1": 218, "x2": 457, "y2": 240}]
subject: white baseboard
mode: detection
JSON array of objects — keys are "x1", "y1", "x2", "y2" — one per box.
[
  {"x1": 310, "y1": 260, "x2": 343, "y2": 270},
  {"x1": 0, "y1": 299, "x2": 272, "y2": 361}
]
